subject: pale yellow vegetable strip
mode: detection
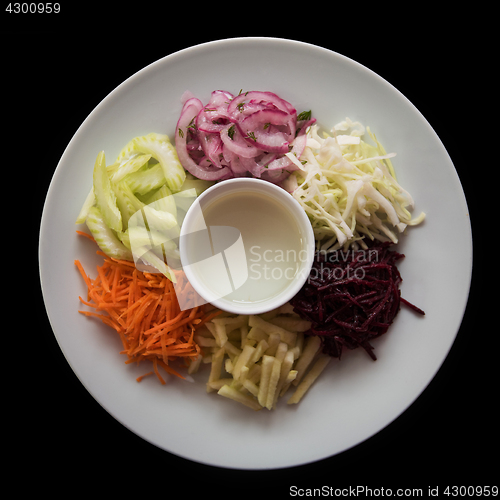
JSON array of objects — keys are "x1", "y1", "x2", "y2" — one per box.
[
  {"x1": 275, "y1": 350, "x2": 295, "y2": 404},
  {"x1": 232, "y1": 344, "x2": 256, "y2": 380},
  {"x1": 242, "y1": 378, "x2": 259, "y2": 398},
  {"x1": 218, "y1": 385, "x2": 262, "y2": 411},
  {"x1": 265, "y1": 358, "x2": 282, "y2": 410},
  {"x1": 247, "y1": 364, "x2": 261, "y2": 384},
  {"x1": 248, "y1": 316, "x2": 297, "y2": 347},
  {"x1": 292, "y1": 335, "x2": 322, "y2": 386},
  {"x1": 250, "y1": 339, "x2": 269, "y2": 364},
  {"x1": 267, "y1": 316, "x2": 311, "y2": 333},
  {"x1": 213, "y1": 322, "x2": 228, "y2": 347},
  {"x1": 264, "y1": 332, "x2": 281, "y2": 356},
  {"x1": 257, "y1": 355, "x2": 275, "y2": 407},
  {"x1": 246, "y1": 326, "x2": 267, "y2": 342},
  {"x1": 280, "y1": 370, "x2": 298, "y2": 396},
  {"x1": 208, "y1": 378, "x2": 233, "y2": 391},
  {"x1": 222, "y1": 340, "x2": 242, "y2": 357},
  {"x1": 288, "y1": 355, "x2": 331, "y2": 404},
  {"x1": 274, "y1": 342, "x2": 288, "y2": 362},
  {"x1": 202, "y1": 308, "x2": 332, "y2": 410},
  {"x1": 207, "y1": 347, "x2": 224, "y2": 393}
]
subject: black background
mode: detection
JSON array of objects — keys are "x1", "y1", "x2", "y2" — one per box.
[{"x1": 4, "y1": 4, "x2": 494, "y2": 496}]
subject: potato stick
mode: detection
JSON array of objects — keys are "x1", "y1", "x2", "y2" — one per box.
[
  {"x1": 187, "y1": 354, "x2": 202, "y2": 374},
  {"x1": 230, "y1": 379, "x2": 244, "y2": 392},
  {"x1": 265, "y1": 357, "x2": 282, "y2": 410},
  {"x1": 218, "y1": 385, "x2": 262, "y2": 411},
  {"x1": 213, "y1": 315, "x2": 247, "y2": 325},
  {"x1": 275, "y1": 302, "x2": 295, "y2": 315},
  {"x1": 226, "y1": 351, "x2": 238, "y2": 364},
  {"x1": 208, "y1": 378, "x2": 233, "y2": 390},
  {"x1": 295, "y1": 332, "x2": 305, "y2": 356},
  {"x1": 292, "y1": 335, "x2": 322, "y2": 386},
  {"x1": 244, "y1": 338, "x2": 256, "y2": 348},
  {"x1": 248, "y1": 315, "x2": 297, "y2": 347},
  {"x1": 204, "y1": 322, "x2": 216, "y2": 337},
  {"x1": 287, "y1": 355, "x2": 331, "y2": 404},
  {"x1": 242, "y1": 378, "x2": 259, "y2": 398},
  {"x1": 274, "y1": 342, "x2": 288, "y2": 362},
  {"x1": 207, "y1": 347, "x2": 224, "y2": 393},
  {"x1": 250, "y1": 339, "x2": 269, "y2": 364},
  {"x1": 247, "y1": 364, "x2": 261, "y2": 384},
  {"x1": 275, "y1": 350, "x2": 295, "y2": 400},
  {"x1": 213, "y1": 322, "x2": 228, "y2": 347},
  {"x1": 239, "y1": 365, "x2": 249, "y2": 382},
  {"x1": 280, "y1": 370, "x2": 298, "y2": 396},
  {"x1": 268, "y1": 316, "x2": 311, "y2": 332},
  {"x1": 247, "y1": 326, "x2": 268, "y2": 342},
  {"x1": 288, "y1": 346, "x2": 300, "y2": 360},
  {"x1": 212, "y1": 315, "x2": 247, "y2": 333},
  {"x1": 193, "y1": 325, "x2": 213, "y2": 337},
  {"x1": 201, "y1": 308, "x2": 332, "y2": 411},
  {"x1": 222, "y1": 340, "x2": 242, "y2": 357},
  {"x1": 257, "y1": 309, "x2": 279, "y2": 321},
  {"x1": 240, "y1": 324, "x2": 248, "y2": 346},
  {"x1": 257, "y1": 355, "x2": 274, "y2": 407},
  {"x1": 194, "y1": 336, "x2": 217, "y2": 347},
  {"x1": 264, "y1": 332, "x2": 281, "y2": 356},
  {"x1": 232, "y1": 344, "x2": 256, "y2": 380}
]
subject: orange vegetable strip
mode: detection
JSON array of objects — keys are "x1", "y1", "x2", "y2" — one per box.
[
  {"x1": 75, "y1": 260, "x2": 92, "y2": 290},
  {"x1": 156, "y1": 359, "x2": 184, "y2": 380},
  {"x1": 76, "y1": 230, "x2": 96, "y2": 242},
  {"x1": 78, "y1": 310, "x2": 120, "y2": 332},
  {"x1": 75, "y1": 245, "x2": 213, "y2": 384},
  {"x1": 136, "y1": 371, "x2": 153, "y2": 382},
  {"x1": 96, "y1": 265, "x2": 110, "y2": 294},
  {"x1": 195, "y1": 309, "x2": 224, "y2": 327},
  {"x1": 152, "y1": 358, "x2": 166, "y2": 385}
]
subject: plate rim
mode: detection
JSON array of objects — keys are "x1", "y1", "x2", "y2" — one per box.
[{"x1": 39, "y1": 36, "x2": 473, "y2": 470}]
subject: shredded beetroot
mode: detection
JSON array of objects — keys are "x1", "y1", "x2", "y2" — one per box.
[{"x1": 290, "y1": 241, "x2": 424, "y2": 360}]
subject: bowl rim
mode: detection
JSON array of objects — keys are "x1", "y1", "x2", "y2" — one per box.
[{"x1": 179, "y1": 177, "x2": 315, "y2": 315}]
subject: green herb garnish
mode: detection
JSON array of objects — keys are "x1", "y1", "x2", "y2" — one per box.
[{"x1": 297, "y1": 110, "x2": 312, "y2": 121}]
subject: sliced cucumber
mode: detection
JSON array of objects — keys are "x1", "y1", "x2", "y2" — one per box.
[
  {"x1": 86, "y1": 206, "x2": 132, "y2": 261},
  {"x1": 113, "y1": 179, "x2": 144, "y2": 229},
  {"x1": 124, "y1": 162, "x2": 166, "y2": 196},
  {"x1": 116, "y1": 133, "x2": 185, "y2": 192},
  {"x1": 93, "y1": 151, "x2": 122, "y2": 232},
  {"x1": 111, "y1": 153, "x2": 152, "y2": 184},
  {"x1": 75, "y1": 186, "x2": 95, "y2": 224},
  {"x1": 145, "y1": 184, "x2": 177, "y2": 217}
]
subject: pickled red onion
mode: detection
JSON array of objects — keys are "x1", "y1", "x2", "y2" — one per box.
[{"x1": 174, "y1": 90, "x2": 315, "y2": 183}]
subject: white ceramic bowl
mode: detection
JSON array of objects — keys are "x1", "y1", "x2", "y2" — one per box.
[{"x1": 179, "y1": 178, "x2": 315, "y2": 315}]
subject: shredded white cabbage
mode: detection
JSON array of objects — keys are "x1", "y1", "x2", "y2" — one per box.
[{"x1": 286, "y1": 118, "x2": 425, "y2": 250}]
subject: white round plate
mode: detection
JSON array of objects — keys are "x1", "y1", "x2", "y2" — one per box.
[{"x1": 39, "y1": 38, "x2": 472, "y2": 470}]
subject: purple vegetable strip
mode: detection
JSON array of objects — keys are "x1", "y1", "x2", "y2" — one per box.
[
  {"x1": 290, "y1": 241, "x2": 424, "y2": 361},
  {"x1": 175, "y1": 90, "x2": 315, "y2": 183}
]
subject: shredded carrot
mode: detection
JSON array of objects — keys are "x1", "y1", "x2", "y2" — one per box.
[
  {"x1": 136, "y1": 371, "x2": 153, "y2": 382},
  {"x1": 76, "y1": 230, "x2": 96, "y2": 243},
  {"x1": 75, "y1": 235, "x2": 217, "y2": 385}
]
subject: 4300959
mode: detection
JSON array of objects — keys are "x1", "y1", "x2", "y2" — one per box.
[{"x1": 5, "y1": 3, "x2": 60, "y2": 13}]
